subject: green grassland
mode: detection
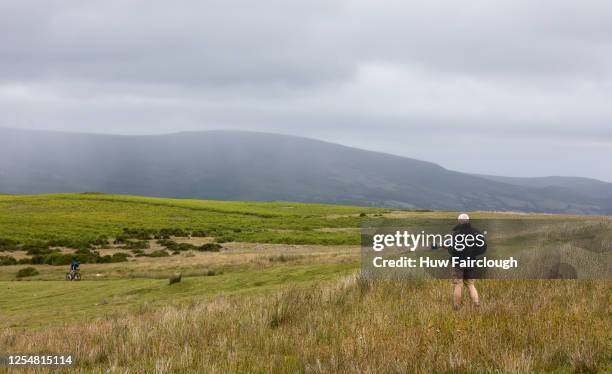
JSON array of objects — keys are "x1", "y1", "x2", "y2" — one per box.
[
  {"x1": 0, "y1": 193, "x2": 383, "y2": 329},
  {"x1": 0, "y1": 193, "x2": 388, "y2": 246},
  {"x1": 0, "y1": 193, "x2": 610, "y2": 372},
  {"x1": 1, "y1": 262, "x2": 356, "y2": 329}
]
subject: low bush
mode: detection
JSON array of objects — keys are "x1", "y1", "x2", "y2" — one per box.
[
  {"x1": 22, "y1": 241, "x2": 51, "y2": 255},
  {"x1": 122, "y1": 240, "x2": 150, "y2": 250},
  {"x1": 158, "y1": 228, "x2": 191, "y2": 238},
  {"x1": 0, "y1": 238, "x2": 19, "y2": 251},
  {"x1": 119, "y1": 227, "x2": 194, "y2": 242},
  {"x1": 0, "y1": 255, "x2": 18, "y2": 266},
  {"x1": 215, "y1": 235, "x2": 234, "y2": 243},
  {"x1": 157, "y1": 239, "x2": 197, "y2": 252},
  {"x1": 146, "y1": 250, "x2": 170, "y2": 258},
  {"x1": 120, "y1": 228, "x2": 158, "y2": 240},
  {"x1": 198, "y1": 243, "x2": 222, "y2": 252},
  {"x1": 98, "y1": 252, "x2": 131, "y2": 263},
  {"x1": 191, "y1": 230, "x2": 209, "y2": 237},
  {"x1": 46, "y1": 239, "x2": 92, "y2": 250},
  {"x1": 168, "y1": 272, "x2": 182, "y2": 285},
  {"x1": 157, "y1": 239, "x2": 222, "y2": 252},
  {"x1": 28, "y1": 248, "x2": 130, "y2": 265},
  {"x1": 90, "y1": 236, "x2": 110, "y2": 247},
  {"x1": 25, "y1": 246, "x2": 57, "y2": 256},
  {"x1": 16, "y1": 267, "x2": 39, "y2": 278},
  {"x1": 37, "y1": 252, "x2": 86, "y2": 266}
]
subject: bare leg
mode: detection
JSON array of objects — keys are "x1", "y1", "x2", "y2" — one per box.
[
  {"x1": 453, "y1": 284, "x2": 463, "y2": 309},
  {"x1": 466, "y1": 283, "x2": 480, "y2": 306}
]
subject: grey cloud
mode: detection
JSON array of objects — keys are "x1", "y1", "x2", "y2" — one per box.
[
  {"x1": 2, "y1": 0, "x2": 611, "y2": 86},
  {"x1": 0, "y1": 0, "x2": 352, "y2": 87},
  {"x1": 0, "y1": 0, "x2": 611, "y2": 181}
]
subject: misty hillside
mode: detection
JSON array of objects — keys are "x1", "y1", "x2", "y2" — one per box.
[
  {"x1": 1, "y1": 128, "x2": 611, "y2": 214},
  {"x1": 475, "y1": 174, "x2": 612, "y2": 201}
]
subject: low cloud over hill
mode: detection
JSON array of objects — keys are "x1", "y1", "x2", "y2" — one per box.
[{"x1": 1, "y1": 128, "x2": 611, "y2": 214}]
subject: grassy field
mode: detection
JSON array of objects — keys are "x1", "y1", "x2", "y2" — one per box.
[
  {"x1": 0, "y1": 193, "x2": 389, "y2": 246},
  {"x1": 0, "y1": 194, "x2": 610, "y2": 373}
]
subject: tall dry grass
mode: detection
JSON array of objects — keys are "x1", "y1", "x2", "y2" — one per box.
[{"x1": 1, "y1": 276, "x2": 610, "y2": 373}]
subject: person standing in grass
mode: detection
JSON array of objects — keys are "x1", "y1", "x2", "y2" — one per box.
[{"x1": 448, "y1": 213, "x2": 485, "y2": 310}]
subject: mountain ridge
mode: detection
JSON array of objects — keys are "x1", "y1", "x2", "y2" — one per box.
[{"x1": 1, "y1": 128, "x2": 610, "y2": 214}]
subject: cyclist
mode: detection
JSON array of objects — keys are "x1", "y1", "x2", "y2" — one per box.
[{"x1": 70, "y1": 258, "x2": 80, "y2": 276}]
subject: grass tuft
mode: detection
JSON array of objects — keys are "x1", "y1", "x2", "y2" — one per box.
[{"x1": 168, "y1": 272, "x2": 182, "y2": 285}]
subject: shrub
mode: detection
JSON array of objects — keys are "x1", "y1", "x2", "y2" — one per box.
[
  {"x1": 216, "y1": 235, "x2": 234, "y2": 243},
  {"x1": 159, "y1": 228, "x2": 191, "y2": 238},
  {"x1": 0, "y1": 255, "x2": 18, "y2": 266},
  {"x1": 198, "y1": 243, "x2": 223, "y2": 252},
  {"x1": 98, "y1": 252, "x2": 131, "y2": 263},
  {"x1": 46, "y1": 239, "x2": 92, "y2": 250},
  {"x1": 16, "y1": 267, "x2": 39, "y2": 278},
  {"x1": 168, "y1": 272, "x2": 182, "y2": 285},
  {"x1": 158, "y1": 240, "x2": 222, "y2": 252},
  {"x1": 29, "y1": 255, "x2": 45, "y2": 265},
  {"x1": 117, "y1": 228, "x2": 193, "y2": 242},
  {"x1": 157, "y1": 239, "x2": 198, "y2": 252},
  {"x1": 146, "y1": 250, "x2": 170, "y2": 258},
  {"x1": 90, "y1": 236, "x2": 110, "y2": 247},
  {"x1": 122, "y1": 240, "x2": 150, "y2": 250},
  {"x1": 74, "y1": 248, "x2": 98, "y2": 255},
  {"x1": 113, "y1": 235, "x2": 128, "y2": 245},
  {"x1": 25, "y1": 246, "x2": 57, "y2": 256},
  {"x1": 30, "y1": 248, "x2": 130, "y2": 266},
  {"x1": 41, "y1": 252, "x2": 80, "y2": 266},
  {"x1": 22, "y1": 241, "x2": 50, "y2": 255},
  {"x1": 176, "y1": 243, "x2": 198, "y2": 251},
  {"x1": 191, "y1": 230, "x2": 208, "y2": 237},
  {"x1": 121, "y1": 228, "x2": 157, "y2": 240},
  {"x1": 0, "y1": 238, "x2": 19, "y2": 251},
  {"x1": 156, "y1": 239, "x2": 174, "y2": 247}
]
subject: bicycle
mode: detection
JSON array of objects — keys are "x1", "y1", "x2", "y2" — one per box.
[{"x1": 66, "y1": 269, "x2": 81, "y2": 281}]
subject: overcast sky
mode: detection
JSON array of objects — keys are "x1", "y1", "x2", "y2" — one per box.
[{"x1": 1, "y1": 0, "x2": 611, "y2": 181}]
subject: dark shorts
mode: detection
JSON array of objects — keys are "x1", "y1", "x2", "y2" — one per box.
[{"x1": 452, "y1": 267, "x2": 475, "y2": 286}]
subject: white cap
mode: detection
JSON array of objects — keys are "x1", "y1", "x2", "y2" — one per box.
[{"x1": 458, "y1": 213, "x2": 470, "y2": 224}]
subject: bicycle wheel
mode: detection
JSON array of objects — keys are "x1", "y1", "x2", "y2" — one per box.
[
  {"x1": 73, "y1": 272, "x2": 81, "y2": 281},
  {"x1": 66, "y1": 272, "x2": 72, "y2": 281}
]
